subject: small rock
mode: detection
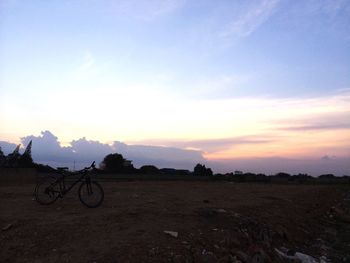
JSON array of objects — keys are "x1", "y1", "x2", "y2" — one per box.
[
  {"x1": 203, "y1": 199, "x2": 210, "y2": 203},
  {"x1": 164, "y1": 230, "x2": 178, "y2": 238},
  {"x1": 216, "y1": 209, "x2": 227, "y2": 213}
]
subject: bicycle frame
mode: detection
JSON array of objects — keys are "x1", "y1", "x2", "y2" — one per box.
[{"x1": 51, "y1": 170, "x2": 92, "y2": 197}]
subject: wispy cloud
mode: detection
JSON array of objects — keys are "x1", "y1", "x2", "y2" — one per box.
[
  {"x1": 149, "y1": 135, "x2": 276, "y2": 153},
  {"x1": 278, "y1": 123, "x2": 350, "y2": 132},
  {"x1": 219, "y1": 0, "x2": 280, "y2": 40},
  {"x1": 273, "y1": 111, "x2": 350, "y2": 132},
  {"x1": 337, "y1": 87, "x2": 350, "y2": 94}
]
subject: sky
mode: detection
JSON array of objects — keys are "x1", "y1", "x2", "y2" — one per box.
[{"x1": 0, "y1": 0, "x2": 350, "y2": 175}]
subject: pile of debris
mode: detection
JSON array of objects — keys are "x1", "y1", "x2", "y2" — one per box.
[{"x1": 160, "y1": 206, "x2": 344, "y2": 263}]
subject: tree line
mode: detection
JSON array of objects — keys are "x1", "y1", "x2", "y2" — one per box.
[{"x1": 1, "y1": 143, "x2": 348, "y2": 181}]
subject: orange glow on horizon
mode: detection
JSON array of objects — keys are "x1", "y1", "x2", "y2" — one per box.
[{"x1": 204, "y1": 129, "x2": 350, "y2": 160}]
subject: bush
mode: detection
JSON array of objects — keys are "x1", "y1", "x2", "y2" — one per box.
[{"x1": 100, "y1": 153, "x2": 126, "y2": 172}]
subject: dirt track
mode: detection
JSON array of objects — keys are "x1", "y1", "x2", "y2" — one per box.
[{"x1": 1, "y1": 181, "x2": 349, "y2": 263}]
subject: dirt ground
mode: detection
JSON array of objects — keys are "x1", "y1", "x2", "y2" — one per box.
[{"x1": 1, "y1": 181, "x2": 350, "y2": 263}]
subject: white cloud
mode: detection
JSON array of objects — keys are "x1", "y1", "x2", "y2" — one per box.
[{"x1": 16, "y1": 131, "x2": 204, "y2": 170}]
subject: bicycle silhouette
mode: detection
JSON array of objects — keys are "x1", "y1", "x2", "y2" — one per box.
[{"x1": 35, "y1": 161, "x2": 104, "y2": 208}]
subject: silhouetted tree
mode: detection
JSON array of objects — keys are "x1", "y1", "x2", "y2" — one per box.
[
  {"x1": 19, "y1": 153, "x2": 34, "y2": 167},
  {"x1": 319, "y1": 174, "x2": 335, "y2": 178},
  {"x1": 194, "y1": 163, "x2": 213, "y2": 176},
  {"x1": 194, "y1": 163, "x2": 204, "y2": 175},
  {"x1": 6, "y1": 144, "x2": 21, "y2": 167},
  {"x1": 18, "y1": 141, "x2": 34, "y2": 167},
  {"x1": 275, "y1": 172, "x2": 290, "y2": 178},
  {"x1": 23, "y1": 140, "x2": 32, "y2": 156},
  {"x1": 100, "y1": 153, "x2": 126, "y2": 172},
  {"x1": 0, "y1": 147, "x2": 5, "y2": 167},
  {"x1": 140, "y1": 165, "x2": 160, "y2": 174}
]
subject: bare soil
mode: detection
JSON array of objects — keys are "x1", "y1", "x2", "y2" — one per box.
[{"x1": 1, "y1": 181, "x2": 349, "y2": 263}]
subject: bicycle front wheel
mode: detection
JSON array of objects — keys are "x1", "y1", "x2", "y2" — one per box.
[
  {"x1": 78, "y1": 181, "x2": 104, "y2": 208},
  {"x1": 35, "y1": 177, "x2": 60, "y2": 205}
]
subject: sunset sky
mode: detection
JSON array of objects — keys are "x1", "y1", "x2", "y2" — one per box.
[{"x1": 1, "y1": 0, "x2": 349, "y2": 173}]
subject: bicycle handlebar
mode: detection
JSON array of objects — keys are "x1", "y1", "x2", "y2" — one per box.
[{"x1": 82, "y1": 161, "x2": 96, "y2": 171}]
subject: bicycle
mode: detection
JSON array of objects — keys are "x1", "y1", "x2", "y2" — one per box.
[{"x1": 35, "y1": 161, "x2": 104, "y2": 208}]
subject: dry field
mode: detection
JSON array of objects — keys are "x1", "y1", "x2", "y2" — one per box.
[{"x1": 1, "y1": 181, "x2": 349, "y2": 263}]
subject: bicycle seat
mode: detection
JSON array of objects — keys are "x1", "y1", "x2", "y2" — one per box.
[{"x1": 57, "y1": 167, "x2": 69, "y2": 171}]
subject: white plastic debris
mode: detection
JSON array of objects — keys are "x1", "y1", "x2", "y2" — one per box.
[
  {"x1": 275, "y1": 248, "x2": 320, "y2": 263},
  {"x1": 295, "y1": 252, "x2": 319, "y2": 263},
  {"x1": 164, "y1": 230, "x2": 178, "y2": 238},
  {"x1": 2, "y1": 224, "x2": 12, "y2": 231}
]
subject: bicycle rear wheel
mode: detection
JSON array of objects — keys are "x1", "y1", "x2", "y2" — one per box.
[
  {"x1": 78, "y1": 181, "x2": 104, "y2": 208},
  {"x1": 35, "y1": 177, "x2": 60, "y2": 205}
]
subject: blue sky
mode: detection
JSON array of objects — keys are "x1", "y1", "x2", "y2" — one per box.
[
  {"x1": 2, "y1": 0, "x2": 349, "y2": 99},
  {"x1": 0, "y1": 0, "x2": 350, "y2": 173}
]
